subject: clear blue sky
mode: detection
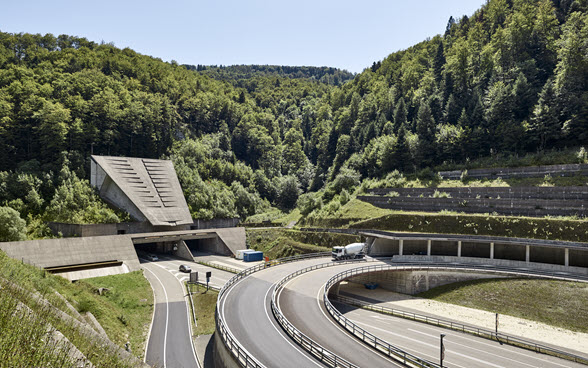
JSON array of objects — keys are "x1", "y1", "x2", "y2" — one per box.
[{"x1": 1, "y1": 0, "x2": 486, "y2": 73}]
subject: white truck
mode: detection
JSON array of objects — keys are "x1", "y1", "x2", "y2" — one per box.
[{"x1": 332, "y1": 243, "x2": 366, "y2": 261}]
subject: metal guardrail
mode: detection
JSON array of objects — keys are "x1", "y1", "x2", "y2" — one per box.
[
  {"x1": 323, "y1": 265, "x2": 441, "y2": 368},
  {"x1": 195, "y1": 261, "x2": 241, "y2": 274},
  {"x1": 332, "y1": 294, "x2": 588, "y2": 366},
  {"x1": 215, "y1": 252, "x2": 331, "y2": 368},
  {"x1": 218, "y1": 254, "x2": 588, "y2": 368},
  {"x1": 323, "y1": 263, "x2": 588, "y2": 366},
  {"x1": 270, "y1": 259, "x2": 385, "y2": 368}
]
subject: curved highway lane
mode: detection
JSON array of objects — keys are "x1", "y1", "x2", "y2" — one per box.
[
  {"x1": 337, "y1": 304, "x2": 585, "y2": 368},
  {"x1": 277, "y1": 261, "x2": 585, "y2": 368},
  {"x1": 219, "y1": 257, "x2": 352, "y2": 368}
]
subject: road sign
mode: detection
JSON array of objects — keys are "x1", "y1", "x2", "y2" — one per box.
[
  {"x1": 190, "y1": 271, "x2": 198, "y2": 284},
  {"x1": 206, "y1": 271, "x2": 211, "y2": 290}
]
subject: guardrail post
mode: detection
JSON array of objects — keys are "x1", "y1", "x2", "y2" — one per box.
[
  {"x1": 399, "y1": 239, "x2": 404, "y2": 256},
  {"x1": 427, "y1": 240, "x2": 432, "y2": 256},
  {"x1": 490, "y1": 242, "x2": 494, "y2": 259},
  {"x1": 565, "y1": 248, "x2": 569, "y2": 267},
  {"x1": 526, "y1": 245, "x2": 530, "y2": 263},
  {"x1": 457, "y1": 241, "x2": 462, "y2": 258}
]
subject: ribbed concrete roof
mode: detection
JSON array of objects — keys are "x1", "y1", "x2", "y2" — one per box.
[{"x1": 91, "y1": 155, "x2": 192, "y2": 226}]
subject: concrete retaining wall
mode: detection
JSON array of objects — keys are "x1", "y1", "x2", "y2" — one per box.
[
  {"x1": 49, "y1": 217, "x2": 240, "y2": 238},
  {"x1": 368, "y1": 186, "x2": 588, "y2": 200},
  {"x1": 347, "y1": 269, "x2": 511, "y2": 295},
  {"x1": 393, "y1": 255, "x2": 588, "y2": 276},
  {"x1": 439, "y1": 163, "x2": 588, "y2": 180},
  {"x1": 0, "y1": 235, "x2": 141, "y2": 272},
  {"x1": 358, "y1": 195, "x2": 587, "y2": 217},
  {"x1": 213, "y1": 331, "x2": 241, "y2": 368}
]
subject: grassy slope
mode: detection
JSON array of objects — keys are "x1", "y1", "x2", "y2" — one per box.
[
  {"x1": 247, "y1": 228, "x2": 360, "y2": 258},
  {"x1": 0, "y1": 250, "x2": 152, "y2": 365},
  {"x1": 188, "y1": 285, "x2": 218, "y2": 336},
  {"x1": 82, "y1": 272, "x2": 153, "y2": 356},
  {"x1": 417, "y1": 278, "x2": 588, "y2": 333}
]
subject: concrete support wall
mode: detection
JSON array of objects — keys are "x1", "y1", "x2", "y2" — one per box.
[
  {"x1": 172, "y1": 240, "x2": 194, "y2": 262},
  {"x1": 0, "y1": 235, "x2": 141, "y2": 272},
  {"x1": 191, "y1": 218, "x2": 240, "y2": 230},
  {"x1": 394, "y1": 255, "x2": 588, "y2": 276},
  {"x1": 366, "y1": 234, "x2": 588, "y2": 274},
  {"x1": 186, "y1": 238, "x2": 231, "y2": 256},
  {"x1": 213, "y1": 332, "x2": 241, "y2": 368},
  {"x1": 347, "y1": 269, "x2": 510, "y2": 295},
  {"x1": 370, "y1": 238, "x2": 399, "y2": 256}
]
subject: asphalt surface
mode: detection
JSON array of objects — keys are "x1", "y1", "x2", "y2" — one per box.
[
  {"x1": 142, "y1": 255, "x2": 235, "y2": 368},
  {"x1": 336, "y1": 303, "x2": 585, "y2": 368},
  {"x1": 277, "y1": 261, "x2": 585, "y2": 368},
  {"x1": 219, "y1": 257, "x2": 340, "y2": 368},
  {"x1": 144, "y1": 254, "x2": 585, "y2": 368}
]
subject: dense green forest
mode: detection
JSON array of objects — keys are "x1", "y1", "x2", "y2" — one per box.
[
  {"x1": 184, "y1": 64, "x2": 355, "y2": 86},
  {"x1": 0, "y1": 0, "x2": 587, "y2": 239}
]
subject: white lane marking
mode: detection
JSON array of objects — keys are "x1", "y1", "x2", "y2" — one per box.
[
  {"x1": 143, "y1": 266, "x2": 157, "y2": 363},
  {"x1": 353, "y1": 320, "x2": 506, "y2": 368},
  {"x1": 403, "y1": 323, "x2": 575, "y2": 368},
  {"x1": 282, "y1": 276, "x2": 400, "y2": 366},
  {"x1": 264, "y1": 286, "x2": 324, "y2": 367},
  {"x1": 219, "y1": 274, "x2": 266, "y2": 368},
  {"x1": 149, "y1": 261, "x2": 200, "y2": 367},
  {"x1": 143, "y1": 267, "x2": 169, "y2": 368},
  {"x1": 407, "y1": 329, "x2": 539, "y2": 368},
  {"x1": 349, "y1": 305, "x2": 575, "y2": 367}
]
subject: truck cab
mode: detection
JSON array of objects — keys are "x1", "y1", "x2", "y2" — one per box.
[{"x1": 332, "y1": 246, "x2": 345, "y2": 260}]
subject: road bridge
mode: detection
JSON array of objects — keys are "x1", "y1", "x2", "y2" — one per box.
[{"x1": 217, "y1": 255, "x2": 588, "y2": 368}]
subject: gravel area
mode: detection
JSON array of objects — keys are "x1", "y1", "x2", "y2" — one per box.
[{"x1": 340, "y1": 282, "x2": 588, "y2": 355}]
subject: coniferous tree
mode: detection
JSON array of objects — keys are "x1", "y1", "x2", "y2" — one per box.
[
  {"x1": 391, "y1": 127, "x2": 411, "y2": 172},
  {"x1": 393, "y1": 97, "x2": 407, "y2": 133},
  {"x1": 530, "y1": 79, "x2": 561, "y2": 151},
  {"x1": 415, "y1": 102, "x2": 437, "y2": 167}
]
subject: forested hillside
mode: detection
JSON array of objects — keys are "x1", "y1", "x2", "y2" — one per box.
[
  {"x1": 0, "y1": 0, "x2": 587, "y2": 237},
  {"x1": 184, "y1": 64, "x2": 355, "y2": 86}
]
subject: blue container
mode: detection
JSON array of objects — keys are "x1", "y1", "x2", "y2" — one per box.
[{"x1": 243, "y1": 251, "x2": 264, "y2": 262}]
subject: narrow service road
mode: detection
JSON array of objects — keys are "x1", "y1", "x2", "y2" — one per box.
[{"x1": 142, "y1": 259, "x2": 199, "y2": 368}]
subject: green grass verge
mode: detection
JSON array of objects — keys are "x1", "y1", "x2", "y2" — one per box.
[
  {"x1": 82, "y1": 272, "x2": 153, "y2": 357},
  {"x1": 299, "y1": 198, "x2": 393, "y2": 228},
  {"x1": 247, "y1": 228, "x2": 360, "y2": 258},
  {"x1": 435, "y1": 147, "x2": 585, "y2": 171},
  {"x1": 188, "y1": 285, "x2": 218, "y2": 336},
  {"x1": 417, "y1": 278, "x2": 588, "y2": 333},
  {"x1": 0, "y1": 250, "x2": 150, "y2": 366},
  {"x1": 350, "y1": 211, "x2": 588, "y2": 242}
]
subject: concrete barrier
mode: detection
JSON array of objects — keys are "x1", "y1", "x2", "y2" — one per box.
[
  {"x1": 439, "y1": 163, "x2": 588, "y2": 179},
  {"x1": 358, "y1": 195, "x2": 587, "y2": 218},
  {"x1": 347, "y1": 268, "x2": 511, "y2": 294}
]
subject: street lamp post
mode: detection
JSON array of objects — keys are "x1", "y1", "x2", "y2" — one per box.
[{"x1": 440, "y1": 333, "x2": 446, "y2": 367}]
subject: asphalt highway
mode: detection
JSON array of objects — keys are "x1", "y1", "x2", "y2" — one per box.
[
  {"x1": 337, "y1": 303, "x2": 585, "y2": 368},
  {"x1": 219, "y1": 257, "x2": 350, "y2": 368},
  {"x1": 142, "y1": 255, "x2": 235, "y2": 368},
  {"x1": 144, "y1": 254, "x2": 585, "y2": 368},
  {"x1": 277, "y1": 261, "x2": 585, "y2": 368}
]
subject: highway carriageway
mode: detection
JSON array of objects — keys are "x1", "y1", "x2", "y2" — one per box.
[{"x1": 218, "y1": 255, "x2": 588, "y2": 368}]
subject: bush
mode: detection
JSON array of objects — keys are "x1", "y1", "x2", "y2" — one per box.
[
  {"x1": 339, "y1": 189, "x2": 351, "y2": 205},
  {"x1": 0, "y1": 206, "x2": 27, "y2": 241},
  {"x1": 297, "y1": 192, "x2": 323, "y2": 216},
  {"x1": 578, "y1": 147, "x2": 587, "y2": 164},
  {"x1": 276, "y1": 175, "x2": 300, "y2": 210}
]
